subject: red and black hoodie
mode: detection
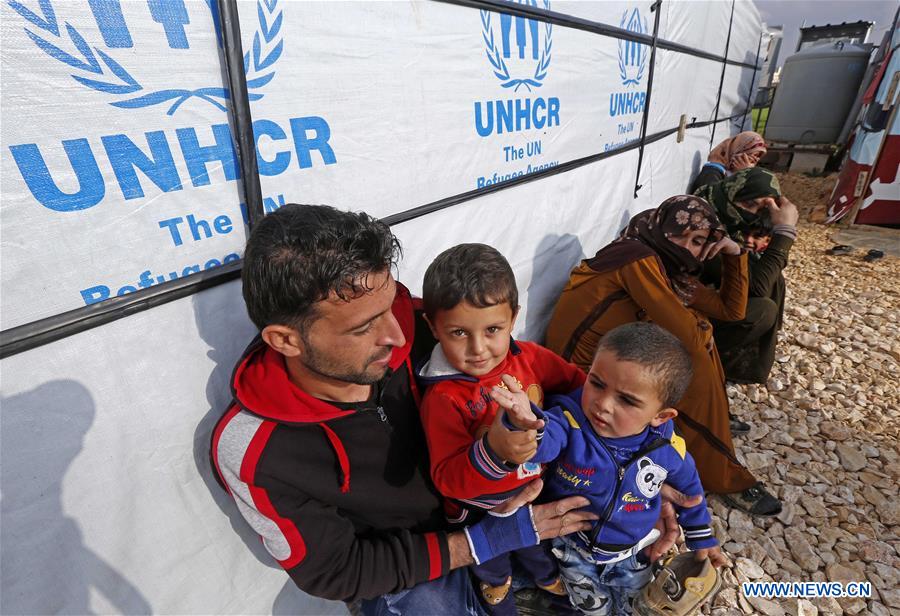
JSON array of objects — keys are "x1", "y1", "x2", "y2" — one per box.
[{"x1": 211, "y1": 284, "x2": 450, "y2": 602}]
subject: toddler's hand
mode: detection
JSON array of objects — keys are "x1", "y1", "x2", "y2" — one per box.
[
  {"x1": 695, "y1": 546, "x2": 728, "y2": 568},
  {"x1": 491, "y1": 374, "x2": 544, "y2": 431}
]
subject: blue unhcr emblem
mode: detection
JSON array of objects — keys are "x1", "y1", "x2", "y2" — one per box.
[
  {"x1": 6, "y1": 0, "x2": 283, "y2": 114},
  {"x1": 481, "y1": 0, "x2": 552, "y2": 92},
  {"x1": 618, "y1": 7, "x2": 647, "y2": 87}
]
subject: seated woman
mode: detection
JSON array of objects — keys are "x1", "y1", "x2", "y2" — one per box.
[
  {"x1": 545, "y1": 195, "x2": 781, "y2": 517},
  {"x1": 694, "y1": 168, "x2": 799, "y2": 385},
  {"x1": 689, "y1": 131, "x2": 767, "y2": 193}
]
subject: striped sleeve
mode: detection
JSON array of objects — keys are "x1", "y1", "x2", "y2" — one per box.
[{"x1": 211, "y1": 406, "x2": 450, "y2": 601}]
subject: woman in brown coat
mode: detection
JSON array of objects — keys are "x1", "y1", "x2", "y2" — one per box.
[{"x1": 545, "y1": 195, "x2": 781, "y2": 516}]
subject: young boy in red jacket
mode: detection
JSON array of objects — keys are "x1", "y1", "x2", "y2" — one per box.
[{"x1": 417, "y1": 243, "x2": 586, "y2": 615}]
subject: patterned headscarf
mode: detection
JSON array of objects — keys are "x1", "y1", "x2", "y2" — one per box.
[
  {"x1": 694, "y1": 167, "x2": 782, "y2": 241},
  {"x1": 586, "y1": 196, "x2": 726, "y2": 305},
  {"x1": 707, "y1": 131, "x2": 767, "y2": 170}
]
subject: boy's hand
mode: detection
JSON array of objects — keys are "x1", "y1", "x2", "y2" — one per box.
[
  {"x1": 485, "y1": 408, "x2": 538, "y2": 465},
  {"x1": 490, "y1": 374, "x2": 544, "y2": 431},
  {"x1": 695, "y1": 545, "x2": 728, "y2": 568}
]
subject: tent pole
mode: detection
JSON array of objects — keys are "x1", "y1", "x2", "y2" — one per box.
[
  {"x1": 633, "y1": 0, "x2": 662, "y2": 198},
  {"x1": 710, "y1": 0, "x2": 736, "y2": 148},
  {"x1": 216, "y1": 0, "x2": 264, "y2": 227}
]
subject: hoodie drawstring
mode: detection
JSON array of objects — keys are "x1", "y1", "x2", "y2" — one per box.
[{"x1": 319, "y1": 423, "x2": 350, "y2": 493}]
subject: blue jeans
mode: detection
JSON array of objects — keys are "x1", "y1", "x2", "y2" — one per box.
[
  {"x1": 552, "y1": 538, "x2": 653, "y2": 616},
  {"x1": 359, "y1": 568, "x2": 487, "y2": 616}
]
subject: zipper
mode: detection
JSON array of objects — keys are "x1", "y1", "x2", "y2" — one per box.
[{"x1": 588, "y1": 437, "x2": 669, "y2": 549}]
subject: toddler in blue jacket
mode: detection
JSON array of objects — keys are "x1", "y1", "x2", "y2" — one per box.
[{"x1": 492, "y1": 322, "x2": 725, "y2": 615}]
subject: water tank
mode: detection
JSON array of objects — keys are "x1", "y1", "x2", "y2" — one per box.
[{"x1": 765, "y1": 42, "x2": 870, "y2": 144}]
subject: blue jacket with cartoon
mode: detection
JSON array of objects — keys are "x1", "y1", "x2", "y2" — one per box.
[{"x1": 529, "y1": 389, "x2": 718, "y2": 560}]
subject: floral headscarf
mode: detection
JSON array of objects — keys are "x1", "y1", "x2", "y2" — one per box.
[
  {"x1": 708, "y1": 131, "x2": 767, "y2": 170},
  {"x1": 586, "y1": 195, "x2": 726, "y2": 305},
  {"x1": 693, "y1": 167, "x2": 782, "y2": 241}
]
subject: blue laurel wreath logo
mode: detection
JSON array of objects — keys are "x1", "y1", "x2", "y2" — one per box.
[
  {"x1": 6, "y1": 0, "x2": 282, "y2": 115},
  {"x1": 481, "y1": 0, "x2": 552, "y2": 92},
  {"x1": 618, "y1": 8, "x2": 647, "y2": 87}
]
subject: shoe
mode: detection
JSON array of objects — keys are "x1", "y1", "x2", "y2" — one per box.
[
  {"x1": 633, "y1": 552, "x2": 721, "y2": 616},
  {"x1": 479, "y1": 577, "x2": 512, "y2": 606},
  {"x1": 720, "y1": 483, "x2": 782, "y2": 517},
  {"x1": 537, "y1": 577, "x2": 567, "y2": 596},
  {"x1": 826, "y1": 244, "x2": 852, "y2": 256},
  {"x1": 863, "y1": 249, "x2": 884, "y2": 262},
  {"x1": 729, "y1": 414, "x2": 751, "y2": 436}
]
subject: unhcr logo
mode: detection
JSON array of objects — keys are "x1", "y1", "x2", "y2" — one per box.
[
  {"x1": 480, "y1": 0, "x2": 552, "y2": 92},
  {"x1": 618, "y1": 8, "x2": 648, "y2": 87},
  {"x1": 474, "y1": 1, "x2": 560, "y2": 138},
  {"x1": 608, "y1": 7, "x2": 648, "y2": 118}
]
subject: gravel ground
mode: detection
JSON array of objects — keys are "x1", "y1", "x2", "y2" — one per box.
[{"x1": 699, "y1": 175, "x2": 900, "y2": 616}]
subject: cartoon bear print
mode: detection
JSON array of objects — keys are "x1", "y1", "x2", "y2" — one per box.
[{"x1": 634, "y1": 457, "x2": 668, "y2": 499}]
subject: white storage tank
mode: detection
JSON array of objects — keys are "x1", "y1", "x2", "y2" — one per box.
[{"x1": 765, "y1": 42, "x2": 870, "y2": 144}]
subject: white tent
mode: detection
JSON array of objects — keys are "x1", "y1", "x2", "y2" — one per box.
[{"x1": 1, "y1": 1, "x2": 764, "y2": 612}]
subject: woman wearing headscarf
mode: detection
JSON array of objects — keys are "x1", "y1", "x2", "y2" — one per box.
[
  {"x1": 689, "y1": 131, "x2": 767, "y2": 193},
  {"x1": 694, "y1": 167, "x2": 800, "y2": 385},
  {"x1": 545, "y1": 195, "x2": 781, "y2": 517}
]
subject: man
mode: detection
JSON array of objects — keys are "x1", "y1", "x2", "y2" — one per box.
[{"x1": 210, "y1": 204, "x2": 690, "y2": 613}]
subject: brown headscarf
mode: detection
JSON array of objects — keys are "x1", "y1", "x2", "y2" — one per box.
[
  {"x1": 586, "y1": 195, "x2": 726, "y2": 305},
  {"x1": 708, "y1": 131, "x2": 766, "y2": 171}
]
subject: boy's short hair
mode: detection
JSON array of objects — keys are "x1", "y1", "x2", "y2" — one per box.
[
  {"x1": 595, "y1": 322, "x2": 693, "y2": 407},
  {"x1": 423, "y1": 244, "x2": 518, "y2": 319},
  {"x1": 742, "y1": 209, "x2": 774, "y2": 237},
  {"x1": 242, "y1": 203, "x2": 401, "y2": 332}
]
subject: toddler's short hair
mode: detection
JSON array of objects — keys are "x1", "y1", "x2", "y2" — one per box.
[
  {"x1": 595, "y1": 322, "x2": 693, "y2": 407},
  {"x1": 423, "y1": 244, "x2": 518, "y2": 319},
  {"x1": 742, "y1": 209, "x2": 774, "y2": 238}
]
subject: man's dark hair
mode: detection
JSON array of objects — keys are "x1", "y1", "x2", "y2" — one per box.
[
  {"x1": 422, "y1": 243, "x2": 518, "y2": 319},
  {"x1": 595, "y1": 322, "x2": 693, "y2": 407},
  {"x1": 242, "y1": 204, "x2": 401, "y2": 331}
]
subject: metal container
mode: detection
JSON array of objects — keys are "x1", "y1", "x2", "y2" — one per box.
[{"x1": 765, "y1": 42, "x2": 870, "y2": 144}]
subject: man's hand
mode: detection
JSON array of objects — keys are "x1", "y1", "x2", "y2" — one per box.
[
  {"x1": 695, "y1": 545, "x2": 729, "y2": 568},
  {"x1": 768, "y1": 196, "x2": 799, "y2": 226},
  {"x1": 700, "y1": 236, "x2": 742, "y2": 261},
  {"x1": 485, "y1": 406, "x2": 538, "y2": 465},
  {"x1": 493, "y1": 478, "x2": 598, "y2": 540},
  {"x1": 643, "y1": 485, "x2": 703, "y2": 562},
  {"x1": 490, "y1": 374, "x2": 545, "y2": 431}
]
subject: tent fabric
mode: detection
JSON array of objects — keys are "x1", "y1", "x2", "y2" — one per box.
[{"x1": 1, "y1": 1, "x2": 763, "y2": 613}]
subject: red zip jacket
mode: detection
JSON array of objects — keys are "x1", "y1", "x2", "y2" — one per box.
[
  {"x1": 418, "y1": 340, "x2": 586, "y2": 521},
  {"x1": 210, "y1": 284, "x2": 450, "y2": 602}
]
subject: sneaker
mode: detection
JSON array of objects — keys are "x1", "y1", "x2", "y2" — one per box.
[
  {"x1": 537, "y1": 577, "x2": 567, "y2": 596},
  {"x1": 720, "y1": 483, "x2": 782, "y2": 517},
  {"x1": 729, "y1": 414, "x2": 751, "y2": 436},
  {"x1": 633, "y1": 552, "x2": 721, "y2": 616}
]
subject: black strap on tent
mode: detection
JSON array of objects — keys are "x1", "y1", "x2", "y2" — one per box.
[
  {"x1": 217, "y1": 0, "x2": 264, "y2": 227},
  {"x1": 709, "y1": 0, "x2": 736, "y2": 149},
  {"x1": 741, "y1": 33, "x2": 764, "y2": 132},
  {"x1": 436, "y1": 0, "x2": 758, "y2": 69},
  {"x1": 0, "y1": 111, "x2": 748, "y2": 359},
  {"x1": 632, "y1": 0, "x2": 662, "y2": 198}
]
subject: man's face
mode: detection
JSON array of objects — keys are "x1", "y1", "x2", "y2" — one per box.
[{"x1": 299, "y1": 270, "x2": 405, "y2": 385}]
